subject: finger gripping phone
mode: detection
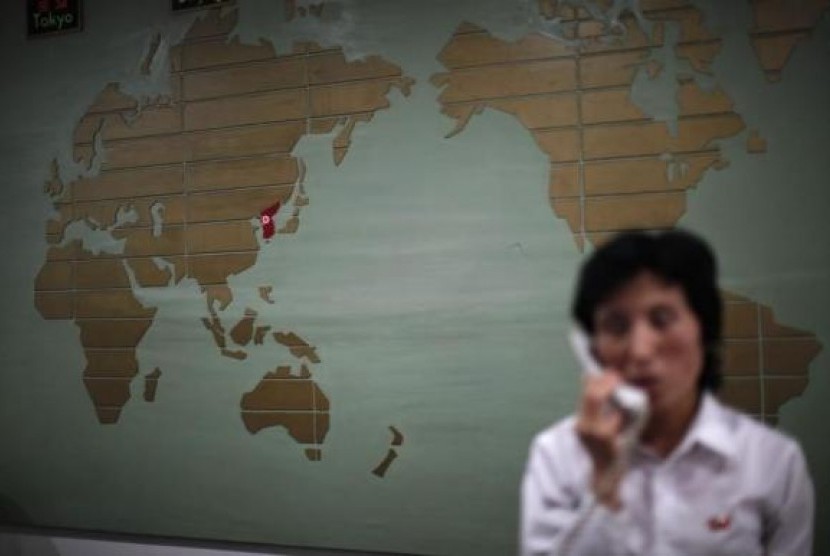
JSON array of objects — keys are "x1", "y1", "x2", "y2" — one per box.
[{"x1": 568, "y1": 327, "x2": 649, "y2": 433}]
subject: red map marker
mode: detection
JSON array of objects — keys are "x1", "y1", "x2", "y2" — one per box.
[{"x1": 260, "y1": 202, "x2": 280, "y2": 240}]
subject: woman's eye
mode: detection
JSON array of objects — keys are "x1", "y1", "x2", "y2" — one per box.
[
  {"x1": 598, "y1": 313, "x2": 628, "y2": 336},
  {"x1": 650, "y1": 306, "x2": 676, "y2": 329}
]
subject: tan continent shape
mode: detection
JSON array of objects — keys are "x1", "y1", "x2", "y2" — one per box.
[
  {"x1": 35, "y1": 243, "x2": 161, "y2": 423},
  {"x1": 720, "y1": 293, "x2": 821, "y2": 424},
  {"x1": 240, "y1": 365, "x2": 330, "y2": 460},
  {"x1": 371, "y1": 449, "x2": 398, "y2": 478},
  {"x1": 229, "y1": 308, "x2": 258, "y2": 346},
  {"x1": 253, "y1": 325, "x2": 272, "y2": 345},
  {"x1": 748, "y1": 0, "x2": 830, "y2": 82},
  {"x1": 144, "y1": 367, "x2": 162, "y2": 402},
  {"x1": 431, "y1": 2, "x2": 822, "y2": 419},
  {"x1": 273, "y1": 331, "x2": 321, "y2": 363},
  {"x1": 258, "y1": 285, "x2": 275, "y2": 304},
  {"x1": 433, "y1": 2, "x2": 740, "y2": 250},
  {"x1": 34, "y1": 7, "x2": 412, "y2": 426},
  {"x1": 370, "y1": 425, "x2": 405, "y2": 477}
]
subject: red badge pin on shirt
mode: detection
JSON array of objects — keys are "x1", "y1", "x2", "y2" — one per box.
[
  {"x1": 707, "y1": 514, "x2": 732, "y2": 531},
  {"x1": 260, "y1": 202, "x2": 280, "y2": 240}
]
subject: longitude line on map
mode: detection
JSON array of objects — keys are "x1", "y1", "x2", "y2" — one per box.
[
  {"x1": 575, "y1": 44, "x2": 587, "y2": 250},
  {"x1": 302, "y1": 43, "x2": 318, "y2": 453},
  {"x1": 311, "y1": 377, "x2": 318, "y2": 450},
  {"x1": 298, "y1": 42, "x2": 311, "y2": 217},
  {"x1": 756, "y1": 303, "x2": 767, "y2": 420},
  {"x1": 180, "y1": 69, "x2": 191, "y2": 280},
  {"x1": 69, "y1": 138, "x2": 79, "y2": 321},
  {"x1": 304, "y1": 42, "x2": 312, "y2": 138},
  {"x1": 69, "y1": 119, "x2": 105, "y2": 319}
]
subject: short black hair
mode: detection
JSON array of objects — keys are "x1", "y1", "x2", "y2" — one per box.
[{"x1": 571, "y1": 229, "x2": 723, "y2": 392}]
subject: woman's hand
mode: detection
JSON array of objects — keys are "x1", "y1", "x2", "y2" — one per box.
[{"x1": 575, "y1": 371, "x2": 626, "y2": 510}]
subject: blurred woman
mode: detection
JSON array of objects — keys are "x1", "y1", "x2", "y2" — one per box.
[{"x1": 521, "y1": 230, "x2": 814, "y2": 555}]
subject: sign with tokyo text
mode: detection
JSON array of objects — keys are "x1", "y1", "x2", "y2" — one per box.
[
  {"x1": 27, "y1": 0, "x2": 82, "y2": 37},
  {"x1": 172, "y1": 0, "x2": 234, "y2": 12}
]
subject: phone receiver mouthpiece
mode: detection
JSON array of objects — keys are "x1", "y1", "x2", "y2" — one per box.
[
  {"x1": 568, "y1": 326, "x2": 650, "y2": 427},
  {"x1": 611, "y1": 384, "x2": 648, "y2": 419}
]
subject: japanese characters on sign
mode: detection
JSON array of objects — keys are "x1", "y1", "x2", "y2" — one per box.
[{"x1": 27, "y1": 0, "x2": 82, "y2": 37}]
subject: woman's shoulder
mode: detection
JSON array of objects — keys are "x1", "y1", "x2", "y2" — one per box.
[
  {"x1": 529, "y1": 415, "x2": 583, "y2": 458},
  {"x1": 708, "y1": 395, "x2": 805, "y2": 460},
  {"x1": 525, "y1": 415, "x2": 593, "y2": 482}
]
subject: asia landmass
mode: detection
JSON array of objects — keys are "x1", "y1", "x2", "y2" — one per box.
[{"x1": 34, "y1": 7, "x2": 414, "y2": 461}]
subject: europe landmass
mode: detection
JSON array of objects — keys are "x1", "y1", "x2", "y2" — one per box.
[
  {"x1": 431, "y1": 0, "x2": 822, "y2": 421},
  {"x1": 33, "y1": 7, "x2": 413, "y2": 462}
]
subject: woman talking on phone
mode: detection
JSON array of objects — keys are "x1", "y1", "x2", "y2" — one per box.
[{"x1": 520, "y1": 230, "x2": 814, "y2": 556}]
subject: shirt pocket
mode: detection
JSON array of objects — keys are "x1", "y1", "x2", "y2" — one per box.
[{"x1": 664, "y1": 496, "x2": 764, "y2": 556}]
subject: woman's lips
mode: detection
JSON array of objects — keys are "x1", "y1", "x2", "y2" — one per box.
[{"x1": 629, "y1": 377, "x2": 658, "y2": 393}]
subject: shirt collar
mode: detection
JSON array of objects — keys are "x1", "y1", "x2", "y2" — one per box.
[{"x1": 669, "y1": 392, "x2": 737, "y2": 464}]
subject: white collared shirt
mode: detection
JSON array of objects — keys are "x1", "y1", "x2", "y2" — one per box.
[{"x1": 520, "y1": 394, "x2": 814, "y2": 555}]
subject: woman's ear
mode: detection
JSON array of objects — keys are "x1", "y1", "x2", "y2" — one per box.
[{"x1": 589, "y1": 341, "x2": 604, "y2": 369}]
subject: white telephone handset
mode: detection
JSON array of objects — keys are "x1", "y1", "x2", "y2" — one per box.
[
  {"x1": 568, "y1": 327, "x2": 649, "y2": 450},
  {"x1": 557, "y1": 328, "x2": 650, "y2": 555}
]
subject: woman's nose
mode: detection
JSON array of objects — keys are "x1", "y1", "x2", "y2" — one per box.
[{"x1": 629, "y1": 320, "x2": 659, "y2": 362}]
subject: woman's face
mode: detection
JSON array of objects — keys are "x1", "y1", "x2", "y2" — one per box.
[{"x1": 592, "y1": 271, "x2": 704, "y2": 417}]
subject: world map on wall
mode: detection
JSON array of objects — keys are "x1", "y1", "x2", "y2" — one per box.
[{"x1": 32, "y1": 0, "x2": 826, "y2": 483}]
